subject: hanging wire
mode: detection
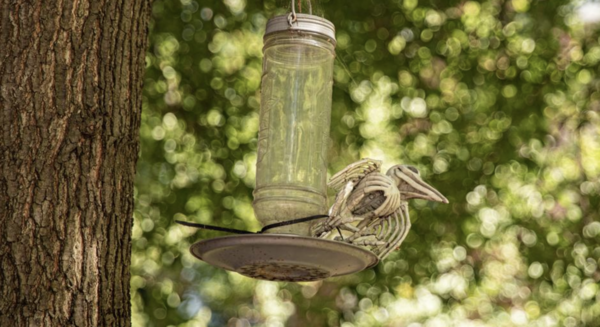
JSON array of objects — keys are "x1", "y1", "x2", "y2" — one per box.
[
  {"x1": 288, "y1": 0, "x2": 313, "y2": 25},
  {"x1": 288, "y1": 0, "x2": 297, "y2": 25}
]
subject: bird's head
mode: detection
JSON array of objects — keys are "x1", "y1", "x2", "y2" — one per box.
[{"x1": 386, "y1": 165, "x2": 449, "y2": 203}]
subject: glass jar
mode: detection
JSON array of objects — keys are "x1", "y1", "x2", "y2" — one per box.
[{"x1": 253, "y1": 14, "x2": 336, "y2": 235}]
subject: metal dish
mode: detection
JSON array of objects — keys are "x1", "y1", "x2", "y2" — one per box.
[{"x1": 190, "y1": 234, "x2": 378, "y2": 282}]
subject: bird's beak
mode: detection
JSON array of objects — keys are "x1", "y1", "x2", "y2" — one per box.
[
  {"x1": 403, "y1": 182, "x2": 449, "y2": 204},
  {"x1": 393, "y1": 166, "x2": 449, "y2": 204}
]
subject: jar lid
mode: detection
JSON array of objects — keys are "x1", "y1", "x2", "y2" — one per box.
[{"x1": 265, "y1": 13, "x2": 336, "y2": 44}]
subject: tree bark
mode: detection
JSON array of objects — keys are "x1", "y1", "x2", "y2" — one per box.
[{"x1": 0, "y1": 0, "x2": 151, "y2": 326}]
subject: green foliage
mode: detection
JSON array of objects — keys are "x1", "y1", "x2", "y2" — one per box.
[{"x1": 133, "y1": 0, "x2": 600, "y2": 326}]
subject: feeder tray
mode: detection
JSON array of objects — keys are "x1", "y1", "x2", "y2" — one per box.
[{"x1": 190, "y1": 234, "x2": 378, "y2": 282}]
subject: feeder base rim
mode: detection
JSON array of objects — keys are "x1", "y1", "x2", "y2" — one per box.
[{"x1": 190, "y1": 234, "x2": 378, "y2": 282}]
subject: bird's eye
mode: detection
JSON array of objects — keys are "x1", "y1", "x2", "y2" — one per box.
[{"x1": 405, "y1": 165, "x2": 419, "y2": 174}]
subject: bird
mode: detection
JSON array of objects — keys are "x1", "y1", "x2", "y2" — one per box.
[{"x1": 312, "y1": 158, "x2": 448, "y2": 260}]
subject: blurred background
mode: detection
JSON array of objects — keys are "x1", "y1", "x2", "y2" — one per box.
[{"x1": 133, "y1": 0, "x2": 600, "y2": 326}]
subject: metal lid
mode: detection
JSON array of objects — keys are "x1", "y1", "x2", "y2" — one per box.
[{"x1": 265, "y1": 13, "x2": 336, "y2": 42}]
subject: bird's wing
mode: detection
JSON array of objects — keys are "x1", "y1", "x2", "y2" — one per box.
[
  {"x1": 325, "y1": 173, "x2": 396, "y2": 236},
  {"x1": 346, "y1": 173, "x2": 400, "y2": 218},
  {"x1": 341, "y1": 174, "x2": 402, "y2": 242},
  {"x1": 328, "y1": 181, "x2": 354, "y2": 218},
  {"x1": 328, "y1": 158, "x2": 382, "y2": 192}
]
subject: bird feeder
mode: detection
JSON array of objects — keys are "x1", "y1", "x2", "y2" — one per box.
[
  {"x1": 253, "y1": 12, "x2": 335, "y2": 236},
  {"x1": 188, "y1": 4, "x2": 378, "y2": 282}
]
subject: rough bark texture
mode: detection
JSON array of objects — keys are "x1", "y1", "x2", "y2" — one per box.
[{"x1": 0, "y1": 0, "x2": 151, "y2": 325}]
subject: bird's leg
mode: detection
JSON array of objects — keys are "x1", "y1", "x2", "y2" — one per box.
[
  {"x1": 313, "y1": 214, "x2": 363, "y2": 236},
  {"x1": 313, "y1": 224, "x2": 330, "y2": 237},
  {"x1": 335, "y1": 227, "x2": 344, "y2": 240},
  {"x1": 346, "y1": 217, "x2": 377, "y2": 242},
  {"x1": 338, "y1": 223, "x2": 360, "y2": 232},
  {"x1": 338, "y1": 216, "x2": 364, "y2": 225},
  {"x1": 325, "y1": 210, "x2": 364, "y2": 229},
  {"x1": 316, "y1": 178, "x2": 368, "y2": 239}
]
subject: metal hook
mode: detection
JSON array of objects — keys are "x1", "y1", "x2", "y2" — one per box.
[
  {"x1": 288, "y1": 0, "x2": 297, "y2": 26},
  {"x1": 288, "y1": 0, "x2": 313, "y2": 26}
]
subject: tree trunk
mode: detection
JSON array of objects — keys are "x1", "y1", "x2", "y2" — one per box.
[{"x1": 0, "y1": 0, "x2": 151, "y2": 325}]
